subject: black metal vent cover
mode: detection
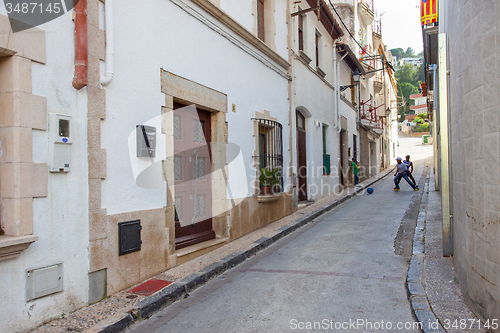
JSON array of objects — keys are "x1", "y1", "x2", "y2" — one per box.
[{"x1": 118, "y1": 220, "x2": 142, "y2": 256}]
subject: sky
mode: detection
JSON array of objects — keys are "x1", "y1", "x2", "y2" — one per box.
[{"x1": 373, "y1": 0, "x2": 423, "y2": 54}]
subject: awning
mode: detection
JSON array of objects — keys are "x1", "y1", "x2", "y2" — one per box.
[{"x1": 336, "y1": 43, "x2": 366, "y2": 75}]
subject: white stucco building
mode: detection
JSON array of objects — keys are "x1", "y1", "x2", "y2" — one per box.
[
  {"x1": 1, "y1": 1, "x2": 295, "y2": 331},
  {"x1": 0, "y1": 1, "x2": 398, "y2": 331},
  {"x1": 332, "y1": 0, "x2": 398, "y2": 181},
  {"x1": 409, "y1": 93, "x2": 428, "y2": 114},
  {"x1": 289, "y1": 0, "x2": 345, "y2": 202},
  {"x1": 400, "y1": 57, "x2": 423, "y2": 67}
]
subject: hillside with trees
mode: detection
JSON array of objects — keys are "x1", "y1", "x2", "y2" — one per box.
[
  {"x1": 389, "y1": 47, "x2": 423, "y2": 60},
  {"x1": 390, "y1": 48, "x2": 425, "y2": 122}
]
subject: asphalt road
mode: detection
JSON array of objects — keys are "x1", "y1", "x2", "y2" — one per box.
[{"x1": 127, "y1": 137, "x2": 433, "y2": 333}]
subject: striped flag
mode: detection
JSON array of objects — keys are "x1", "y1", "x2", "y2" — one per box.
[{"x1": 421, "y1": 0, "x2": 438, "y2": 26}]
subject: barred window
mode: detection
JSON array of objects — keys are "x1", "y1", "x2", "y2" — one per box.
[{"x1": 253, "y1": 118, "x2": 284, "y2": 194}]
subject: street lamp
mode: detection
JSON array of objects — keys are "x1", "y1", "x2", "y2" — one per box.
[
  {"x1": 352, "y1": 68, "x2": 360, "y2": 83},
  {"x1": 339, "y1": 68, "x2": 362, "y2": 125}
]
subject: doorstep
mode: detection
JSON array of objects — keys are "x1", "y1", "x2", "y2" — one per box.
[{"x1": 174, "y1": 237, "x2": 229, "y2": 266}]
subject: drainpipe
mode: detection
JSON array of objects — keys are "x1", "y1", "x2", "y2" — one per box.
[
  {"x1": 438, "y1": 33, "x2": 452, "y2": 257},
  {"x1": 333, "y1": 40, "x2": 338, "y2": 130},
  {"x1": 336, "y1": 50, "x2": 348, "y2": 133},
  {"x1": 101, "y1": 0, "x2": 114, "y2": 86},
  {"x1": 72, "y1": 0, "x2": 87, "y2": 90}
]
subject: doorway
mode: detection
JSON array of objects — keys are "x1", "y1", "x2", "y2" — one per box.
[
  {"x1": 174, "y1": 103, "x2": 215, "y2": 250},
  {"x1": 339, "y1": 129, "x2": 348, "y2": 186},
  {"x1": 296, "y1": 111, "x2": 307, "y2": 201},
  {"x1": 370, "y1": 140, "x2": 377, "y2": 177}
]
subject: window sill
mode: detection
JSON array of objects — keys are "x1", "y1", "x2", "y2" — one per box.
[
  {"x1": 299, "y1": 50, "x2": 312, "y2": 64},
  {"x1": 0, "y1": 235, "x2": 38, "y2": 261},
  {"x1": 316, "y1": 66, "x2": 326, "y2": 78},
  {"x1": 256, "y1": 193, "x2": 283, "y2": 203}
]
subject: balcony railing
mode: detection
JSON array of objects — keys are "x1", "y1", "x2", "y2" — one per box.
[
  {"x1": 358, "y1": 0, "x2": 374, "y2": 25},
  {"x1": 360, "y1": 0, "x2": 374, "y2": 12},
  {"x1": 360, "y1": 99, "x2": 385, "y2": 130},
  {"x1": 373, "y1": 19, "x2": 382, "y2": 36}
]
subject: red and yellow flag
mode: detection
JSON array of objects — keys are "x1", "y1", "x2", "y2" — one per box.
[{"x1": 421, "y1": 0, "x2": 438, "y2": 26}]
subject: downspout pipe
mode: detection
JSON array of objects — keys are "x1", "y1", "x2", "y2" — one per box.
[
  {"x1": 101, "y1": 0, "x2": 114, "y2": 86},
  {"x1": 72, "y1": 0, "x2": 88, "y2": 90},
  {"x1": 336, "y1": 51, "x2": 348, "y2": 133}
]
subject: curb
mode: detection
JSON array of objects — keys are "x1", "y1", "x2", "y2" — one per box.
[
  {"x1": 100, "y1": 168, "x2": 395, "y2": 332},
  {"x1": 406, "y1": 171, "x2": 445, "y2": 333}
]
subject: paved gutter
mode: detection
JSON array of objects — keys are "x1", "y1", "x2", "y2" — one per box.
[
  {"x1": 406, "y1": 167, "x2": 486, "y2": 333},
  {"x1": 406, "y1": 169, "x2": 445, "y2": 333}
]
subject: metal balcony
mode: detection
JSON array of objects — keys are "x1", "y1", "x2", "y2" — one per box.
[{"x1": 358, "y1": 0, "x2": 374, "y2": 26}]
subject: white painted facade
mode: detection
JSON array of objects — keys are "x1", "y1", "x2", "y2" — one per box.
[
  {"x1": 102, "y1": 0, "x2": 291, "y2": 214},
  {"x1": 290, "y1": 0, "x2": 343, "y2": 201},
  {"x1": 400, "y1": 57, "x2": 423, "y2": 67},
  {"x1": 332, "y1": 0, "x2": 397, "y2": 178},
  {"x1": 338, "y1": 60, "x2": 360, "y2": 162},
  {"x1": 409, "y1": 94, "x2": 428, "y2": 115},
  {"x1": 0, "y1": 8, "x2": 90, "y2": 333},
  {"x1": 0, "y1": 1, "x2": 397, "y2": 331}
]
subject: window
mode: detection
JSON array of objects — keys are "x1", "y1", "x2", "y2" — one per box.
[
  {"x1": 257, "y1": 0, "x2": 265, "y2": 41},
  {"x1": 298, "y1": 13, "x2": 304, "y2": 51},
  {"x1": 315, "y1": 31, "x2": 322, "y2": 68},
  {"x1": 253, "y1": 118, "x2": 283, "y2": 194}
]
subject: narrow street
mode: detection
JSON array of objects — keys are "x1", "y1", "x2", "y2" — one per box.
[{"x1": 126, "y1": 138, "x2": 433, "y2": 332}]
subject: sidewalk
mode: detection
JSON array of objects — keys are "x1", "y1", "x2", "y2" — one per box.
[
  {"x1": 32, "y1": 168, "x2": 394, "y2": 333},
  {"x1": 407, "y1": 166, "x2": 486, "y2": 333}
]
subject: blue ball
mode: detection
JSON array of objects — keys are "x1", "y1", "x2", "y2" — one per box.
[{"x1": 367, "y1": 187, "x2": 374, "y2": 194}]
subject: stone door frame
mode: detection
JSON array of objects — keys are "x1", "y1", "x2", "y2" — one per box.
[{"x1": 161, "y1": 70, "x2": 229, "y2": 255}]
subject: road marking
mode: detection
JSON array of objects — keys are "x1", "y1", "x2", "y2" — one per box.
[{"x1": 236, "y1": 268, "x2": 403, "y2": 281}]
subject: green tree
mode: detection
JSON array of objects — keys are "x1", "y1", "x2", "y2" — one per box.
[
  {"x1": 405, "y1": 47, "x2": 415, "y2": 57},
  {"x1": 395, "y1": 64, "x2": 418, "y2": 86},
  {"x1": 398, "y1": 82, "x2": 419, "y2": 99},
  {"x1": 415, "y1": 113, "x2": 430, "y2": 132},
  {"x1": 389, "y1": 48, "x2": 404, "y2": 59},
  {"x1": 390, "y1": 47, "x2": 423, "y2": 59},
  {"x1": 397, "y1": 82, "x2": 419, "y2": 122},
  {"x1": 416, "y1": 63, "x2": 425, "y2": 83}
]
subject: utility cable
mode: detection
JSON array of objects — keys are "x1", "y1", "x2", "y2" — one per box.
[
  {"x1": 327, "y1": 0, "x2": 374, "y2": 56},
  {"x1": 327, "y1": 0, "x2": 393, "y2": 70}
]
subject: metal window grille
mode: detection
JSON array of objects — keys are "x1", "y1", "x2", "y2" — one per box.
[{"x1": 252, "y1": 118, "x2": 284, "y2": 194}]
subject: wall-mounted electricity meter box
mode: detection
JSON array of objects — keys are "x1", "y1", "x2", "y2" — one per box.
[
  {"x1": 136, "y1": 125, "x2": 156, "y2": 158},
  {"x1": 49, "y1": 114, "x2": 72, "y2": 172}
]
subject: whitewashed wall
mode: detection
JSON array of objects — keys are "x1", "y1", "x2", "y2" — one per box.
[
  {"x1": 274, "y1": 0, "x2": 289, "y2": 60},
  {"x1": 101, "y1": 0, "x2": 290, "y2": 214},
  {"x1": 219, "y1": 0, "x2": 254, "y2": 32},
  {"x1": 0, "y1": 10, "x2": 90, "y2": 333},
  {"x1": 338, "y1": 61, "x2": 359, "y2": 161},
  {"x1": 290, "y1": 3, "x2": 340, "y2": 201}
]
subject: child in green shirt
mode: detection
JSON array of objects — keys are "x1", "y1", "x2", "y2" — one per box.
[{"x1": 351, "y1": 158, "x2": 359, "y2": 186}]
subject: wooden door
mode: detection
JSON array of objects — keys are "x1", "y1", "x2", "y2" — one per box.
[
  {"x1": 296, "y1": 111, "x2": 307, "y2": 201},
  {"x1": 174, "y1": 103, "x2": 215, "y2": 250}
]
